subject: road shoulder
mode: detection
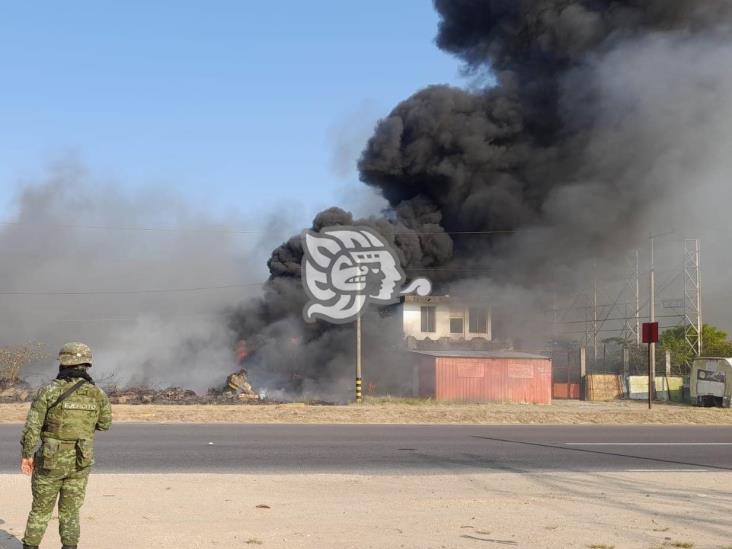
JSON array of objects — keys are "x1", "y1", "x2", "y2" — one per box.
[{"x1": 1, "y1": 471, "x2": 730, "y2": 548}]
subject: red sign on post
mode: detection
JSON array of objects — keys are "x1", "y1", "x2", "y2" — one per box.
[{"x1": 642, "y1": 322, "x2": 659, "y2": 343}]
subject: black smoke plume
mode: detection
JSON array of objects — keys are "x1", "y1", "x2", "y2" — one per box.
[{"x1": 233, "y1": 1, "x2": 732, "y2": 399}]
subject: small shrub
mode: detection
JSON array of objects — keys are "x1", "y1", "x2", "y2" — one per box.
[{"x1": 0, "y1": 343, "x2": 46, "y2": 385}]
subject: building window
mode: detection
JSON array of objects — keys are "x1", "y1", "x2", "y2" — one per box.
[
  {"x1": 421, "y1": 306, "x2": 436, "y2": 333},
  {"x1": 449, "y1": 318, "x2": 464, "y2": 334},
  {"x1": 469, "y1": 307, "x2": 488, "y2": 333}
]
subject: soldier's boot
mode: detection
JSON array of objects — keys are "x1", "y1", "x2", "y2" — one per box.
[
  {"x1": 61, "y1": 545, "x2": 77, "y2": 549},
  {"x1": 22, "y1": 545, "x2": 39, "y2": 549}
]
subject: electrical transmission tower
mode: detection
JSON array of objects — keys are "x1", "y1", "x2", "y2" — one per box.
[
  {"x1": 550, "y1": 238, "x2": 703, "y2": 373},
  {"x1": 683, "y1": 239, "x2": 703, "y2": 360},
  {"x1": 619, "y1": 250, "x2": 641, "y2": 345}
]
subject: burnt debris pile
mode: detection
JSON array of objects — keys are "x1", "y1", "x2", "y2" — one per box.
[{"x1": 106, "y1": 368, "x2": 261, "y2": 405}]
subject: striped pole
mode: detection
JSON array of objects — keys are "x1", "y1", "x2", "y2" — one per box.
[{"x1": 356, "y1": 310, "x2": 363, "y2": 403}]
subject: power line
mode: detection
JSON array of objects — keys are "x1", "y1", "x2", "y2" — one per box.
[
  {"x1": 404, "y1": 267, "x2": 494, "y2": 273},
  {"x1": 0, "y1": 220, "x2": 515, "y2": 237},
  {"x1": 0, "y1": 283, "x2": 263, "y2": 296},
  {"x1": 0, "y1": 221, "x2": 265, "y2": 235},
  {"x1": 399, "y1": 230, "x2": 515, "y2": 235},
  {"x1": 52, "y1": 313, "x2": 222, "y2": 323},
  {"x1": 559, "y1": 325, "x2": 679, "y2": 336},
  {"x1": 559, "y1": 314, "x2": 683, "y2": 325}
]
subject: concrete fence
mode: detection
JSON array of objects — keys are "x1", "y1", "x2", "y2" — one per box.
[{"x1": 582, "y1": 374, "x2": 686, "y2": 402}]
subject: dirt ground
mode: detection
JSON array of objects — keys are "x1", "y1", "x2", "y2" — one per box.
[
  {"x1": 1, "y1": 471, "x2": 730, "y2": 549},
  {"x1": 0, "y1": 399, "x2": 730, "y2": 425}
]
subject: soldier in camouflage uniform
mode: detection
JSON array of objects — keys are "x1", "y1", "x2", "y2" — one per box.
[{"x1": 20, "y1": 342, "x2": 112, "y2": 549}]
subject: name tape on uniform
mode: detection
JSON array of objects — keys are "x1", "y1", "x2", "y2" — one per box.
[{"x1": 62, "y1": 402, "x2": 98, "y2": 411}]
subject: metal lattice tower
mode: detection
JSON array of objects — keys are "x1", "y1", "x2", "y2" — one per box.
[
  {"x1": 620, "y1": 249, "x2": 641, "y2": 345},
  {"x1": 683, "y1": 239, "x2": 702, "y2": 360},
  {"x1": 548, "y1": 240, "x2": 698, "y2": 366}
]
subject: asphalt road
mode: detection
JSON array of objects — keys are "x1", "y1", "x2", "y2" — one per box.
[{"x1": 1, "y1": 424, "x2": 731, "y2": 473}]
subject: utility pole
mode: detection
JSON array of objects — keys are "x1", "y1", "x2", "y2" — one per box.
[
  {"x1": 635, "y1": 249, "x2": 641, "y2": 346},
  {"x1": 593, "y1": 266, "x2": 599, "y2": 363},
  {"x1": 551, "y1": 290, "x2": 559, "y2": 341},
  {"x1": 355, "y1": 299, "x2": 363, "y2": 404},
  {"x1": 644, "y1": 231, "x2": 675, "y2": 409},
  {"x1": 649, "y1": 236, "x2": 656, "y2": 409},
  {"x1": 579, "y1": 346, "x2": 587, "y2": 401}
]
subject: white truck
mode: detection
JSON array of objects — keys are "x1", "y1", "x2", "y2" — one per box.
[{"x1": 690, "y1": 357, "x2": 732, "y2": 407}]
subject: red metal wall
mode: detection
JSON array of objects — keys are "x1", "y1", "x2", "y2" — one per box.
[
  {"x1": 432, "y1": 357, "x2": 552, "y2": 404},
  {"x1": 552, "y1": 383, "x2": 580, "y2": 399}
]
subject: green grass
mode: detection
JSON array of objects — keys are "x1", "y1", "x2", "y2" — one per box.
[
  {"x1": 245, "y1": 539, "x2": 263, "y2": 545},
  {"x1": 587, "y1": 544, "x2": 615, "y2": 549}
]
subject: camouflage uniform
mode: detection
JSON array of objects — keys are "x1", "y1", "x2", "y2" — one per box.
[{"x1": 20, "y1": 343, "x2": 112, "y2": 548}]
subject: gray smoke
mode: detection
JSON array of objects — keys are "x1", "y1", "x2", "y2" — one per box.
[
  {"x1": 238, "y1": 0, "x2": 732, "y2": 399},
  {"x1": 0, "y1": 162, "x2": 268, "y2": 390}
]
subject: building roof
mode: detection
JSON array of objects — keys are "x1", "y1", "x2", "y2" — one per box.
[
  {"x1": 403, "y1": 295, "x2": 491, "y2": 305},
  {"x1": 411, "y1": 350, "x2": 549, "y2": 360}
]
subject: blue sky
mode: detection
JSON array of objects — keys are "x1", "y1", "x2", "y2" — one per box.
[{"x1": 0, "y1": 1, "x2": 463, "y2": 225}]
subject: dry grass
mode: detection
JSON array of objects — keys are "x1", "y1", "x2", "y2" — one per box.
[
  {"x1": 0, "y1": 398, "x2": 730, "y2": 424},
  {"x1": 361, "y1": 395, "x2": 445, "y2": 406}
]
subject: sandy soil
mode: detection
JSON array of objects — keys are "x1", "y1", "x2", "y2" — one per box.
[
  {"x1": 1, "y1": 471, "x2": 730, "y2": 548},
  {"x1": 0, "y1": 399, "x2": 730, "y2": 425}
]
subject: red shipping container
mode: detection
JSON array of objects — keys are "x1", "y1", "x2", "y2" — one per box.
[{"x1": 413, "y1": 351, "x2": 552, "y2": 404}]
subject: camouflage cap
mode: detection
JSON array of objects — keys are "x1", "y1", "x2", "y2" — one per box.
[{"x1": 58, "y1": 342, "x2": 92, "y2": 367}]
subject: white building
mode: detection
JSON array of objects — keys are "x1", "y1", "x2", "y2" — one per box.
[{"x1": 402, "y1": 295, "x2": 491, "y2": 344}]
